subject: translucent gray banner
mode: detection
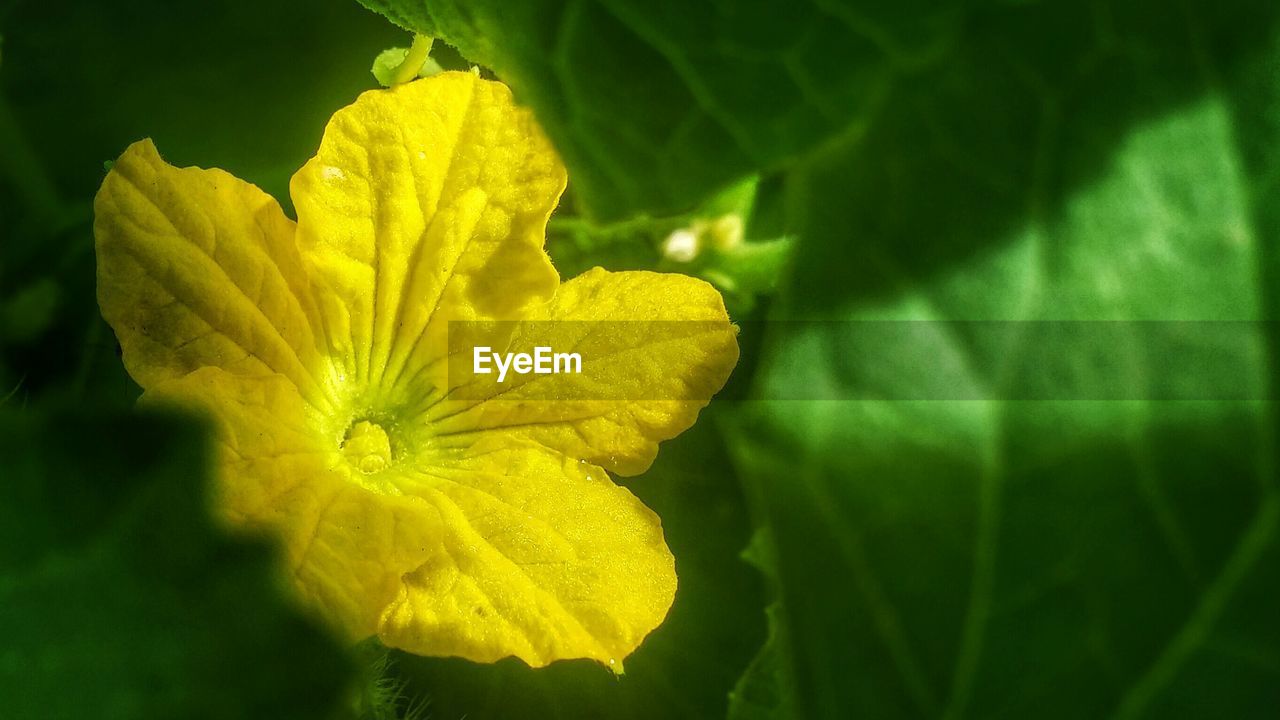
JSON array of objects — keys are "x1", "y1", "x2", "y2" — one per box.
[{"x1": 447, "y1": 321, "x2": 1274, "y2": 401}]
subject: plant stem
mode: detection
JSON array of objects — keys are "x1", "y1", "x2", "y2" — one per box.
[{"x1": 391, "y1": 35, "x2": 434, "y2": 86}]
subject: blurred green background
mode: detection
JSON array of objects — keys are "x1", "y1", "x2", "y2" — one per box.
[{"x1": 3, "y1": 0, "x2": 1280, "y2": 718}]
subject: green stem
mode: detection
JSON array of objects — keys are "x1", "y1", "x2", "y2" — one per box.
[{"x1": 391, "y1": 35, "x2": 434, "y2": 86}]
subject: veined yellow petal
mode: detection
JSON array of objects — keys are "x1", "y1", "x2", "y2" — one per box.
[
  {"x1": 291, "y1": 72, "x2": 565, "y2": 407},
  {"x1": 378, "y1": 438, "x2": 675, "y2": 669},
  {"x1": 95, "y1": 74, "x2": 737, "y2": 669},
  {"x1": 94, "y1": 140, "x2": 330, "y2": 406},
  {"x1": 427, "y1": 268, "x2": 740, "y2": 475},
  {"x1": 142, "y1": 368, "x2": 441, "y2": 639}
]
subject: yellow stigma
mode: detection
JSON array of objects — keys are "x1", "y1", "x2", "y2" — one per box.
[{"x1": 342, "y1": 420, "x2": 392, "y2": 474}]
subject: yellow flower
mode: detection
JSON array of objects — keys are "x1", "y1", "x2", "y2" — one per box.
[{"x1": 93, "y1": 72, "x2": 738, "y2": 669}]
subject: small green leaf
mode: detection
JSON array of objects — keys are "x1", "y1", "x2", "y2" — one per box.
[
  {"x1": 371, "y1": 35, "x2": 436, "y2": 87},
  {"x1": 371, "y1": 47, "x2": 412, "y2": 87},
  {"x1": 728, "y1": 530, "x2": 794, "y2": 720}
]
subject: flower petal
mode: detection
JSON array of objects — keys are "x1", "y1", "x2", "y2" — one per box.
[
  {"x1": 427, "y1": 268, "x2": 739, "y2": 475},
  {"x1": 378, "y1": 438, "x2": 675, "y2": 668},
  {"x1": 142, "y1": 368, "x2": 441, "y2": 639},
  {"x1": 290, "y1": 72, "x2": 564, "y2": 404},
  {"x1": 94, "y1": 140, "x2": 330, "y2": 406}
]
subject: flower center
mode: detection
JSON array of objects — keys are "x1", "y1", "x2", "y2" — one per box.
[{"x1": 341, "y1": 420, "x2": 393, "y2": 474}]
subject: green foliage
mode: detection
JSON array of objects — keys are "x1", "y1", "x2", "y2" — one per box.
[
  {"x1": 356, "y1": 0, "x2": 899, "y2": 220},
  {"x1": 547, "y1": 176, "x2": 793, "y2": 316},
  {"x1": 0, "y1": 409, "x2": 353, "y2": 719},
  {"x1": 722, "y1": 4, "x2": 1280, "y2": 718}
]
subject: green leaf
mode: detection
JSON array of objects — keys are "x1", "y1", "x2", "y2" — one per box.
[
  {"x1": 727, "y1": 602, "x2": 790, "y2": 720},
  {"x1": 727, "y1": 530, "x2": 794, "y2": 720},
  {"x1": 371, "y1": 46, "x2": 414, "y2": 87},
  {"x1": 0, "y1": 408, "x2": 353, "y2": 720},
  {"x1": 723, "y1": 4, "x2": 1280, "y2": 718},
  {"x1": 371, "y1": 36, "x2": 440, "y2": 88},
  {"x1": 355, "y1": 0, "x2": 905, "y2": 220}
]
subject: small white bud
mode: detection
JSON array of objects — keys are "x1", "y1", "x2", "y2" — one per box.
[{"x1": 662, "y1": 228, "x2": 701, "y2": 262}]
